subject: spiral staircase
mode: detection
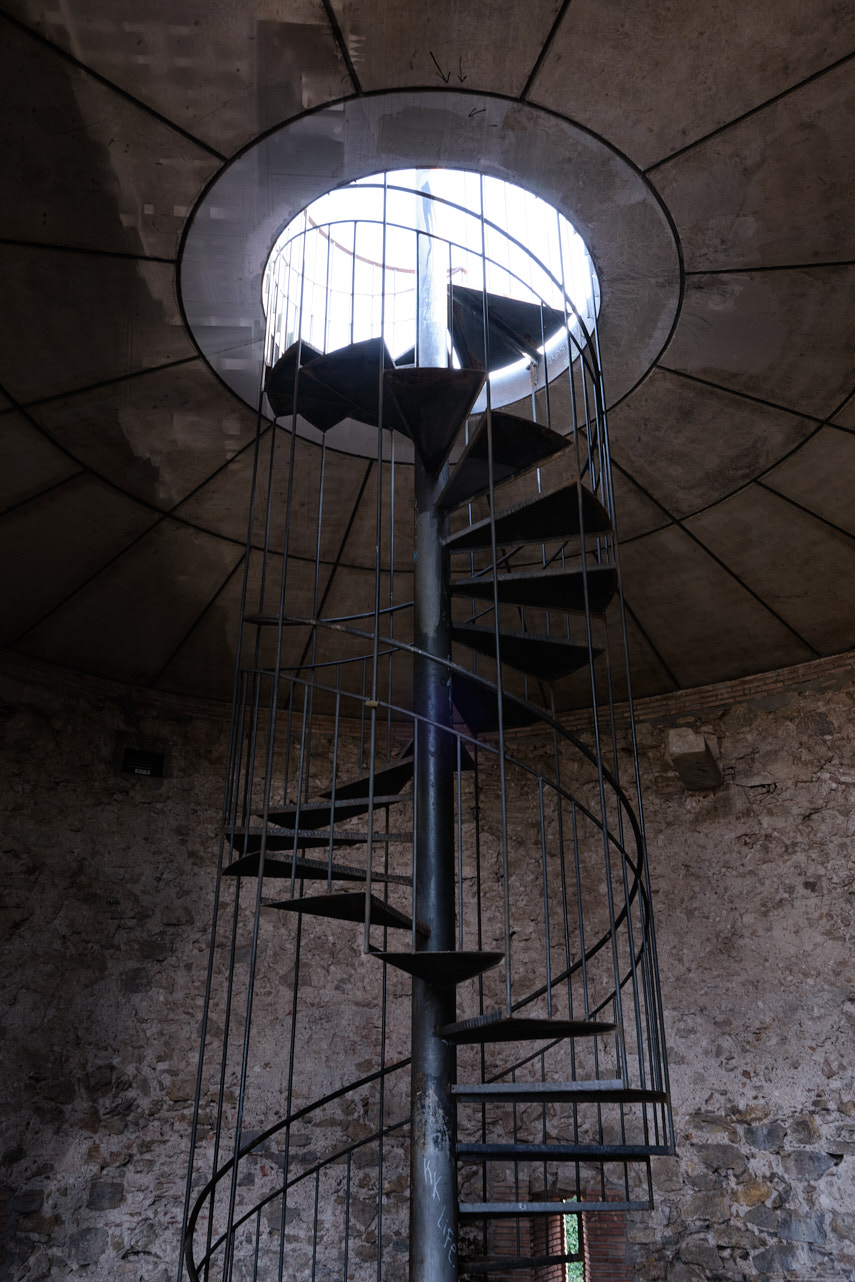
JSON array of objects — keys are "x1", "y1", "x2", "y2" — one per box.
[{"x1": 180, "y1": 188, "x2": 673, "y2": 1281}]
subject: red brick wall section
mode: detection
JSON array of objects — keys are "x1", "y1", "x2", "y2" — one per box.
[{"x1": 582, "y1": 1192, "x2": 633, "y2": 1282}]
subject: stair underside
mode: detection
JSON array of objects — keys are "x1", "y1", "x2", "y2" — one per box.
[
  {"x1": 451, "y1": 622, "x2": 593, "y2": 681},
  {"x1": 457, "y1": 1141, "x2": 671, "y2": 1160},
  {"x1": 453, "y1": 563, "x2": 617, "y2": 613},
  {"x1": 439, "y1": 1012, "x2": 617, "y2": 1043},
  {"x1": 450, "y1": 286, "x2": 567, "y2": 370},
  {"x1": 229, "y1": 827, "x2": 408, "y2": 852},
  {"x1": 458, "y1": 1251, "x2": 583, "y2": 1275},
  {"x1": 452, "y1": 670, "x2": 544, "y2": 733},
  {"x1": 453, "y1": 1080, "x2": 668, "y2": 1104},
  {"x1": 383, "y1": 367, "x2": 486, "y2": 469},
  {"x1": 265, "y1": 794, "x2": 408, "y2": 829},
  {"x1": 222, "y1": 851, "x2": 410, "y2": 884},
  {"x1": 264, "y1": 890, "x2": 427, "y2": 935},
  {"x1": 321, "y1": 758, "x2": 414, "y2": 800},
  {"x1": 459, "y1": 1198, "x2": 652, "y2": 1218},
  {"x1": 438, "y1": 411, "x2": 569, "y2": 512},
  {"x1": 445, "y1": 482, "x2": 612, "y2": 553},
  {"x1": 371, "y1": 950, "x2": 504, "y2": 985}
]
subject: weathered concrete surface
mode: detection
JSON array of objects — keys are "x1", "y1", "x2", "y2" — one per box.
[{"x1": 1, "y1": 657, "x2": 854, "y2": 1279}]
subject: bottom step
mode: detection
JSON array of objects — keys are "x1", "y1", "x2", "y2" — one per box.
[
  {"x1": 459, "y1": 1198, "x2": 652, "y2": 1218},
  {"x1": 460, "y1": 1251, "x2": 583, "y2": 1275}
]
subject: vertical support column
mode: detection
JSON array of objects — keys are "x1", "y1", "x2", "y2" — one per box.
[{"x1": 409, "y1": 454, "x2": 458, "y2": 1282}]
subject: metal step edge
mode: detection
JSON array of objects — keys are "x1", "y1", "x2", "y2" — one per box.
[
  {"x1": 458, "y1": 1199, "x2": 652, "y2": 1218},
  {"x1": 452, "y1": 1081, "x2": 668, "y2": 1104},
  {"x1": 456, "y1": 1142, "x2": 670, "y2": 1160},
  {"x1": 458, "y1": 1251, "x2": 583, "y2": 1275}
]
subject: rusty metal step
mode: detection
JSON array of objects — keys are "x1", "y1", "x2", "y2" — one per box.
[
  {"x1": 370, "y1": 949, "x2": 504, "y2": 985},
  {"x1": 222, "y1": 852, "x2": 410, "y2": 884},
  {"x1": 266, "y1": 794, "x2": 409, "y2": 830},
  {"x1": 383, "y1": 367, "x2": 485, "y2": 469}
]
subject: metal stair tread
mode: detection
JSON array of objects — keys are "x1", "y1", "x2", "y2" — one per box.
[
  {"x1": 451, "y1": 622, "x2": 594, "y2": 681},
  {"x1": 458, "y1": 1198, "x2": 652, "y2": 1218},
  {"x1": 439, "y1": 1011, "x2": 617, "y2": 1044},
  {"x1": 264, "y1": 890, "x2": 427, "y2": 935},
  {"x1": 228, "y1": 826, "x2": 409, "y2": 852},
  {"x1": 444, "y1": 481, "x2": 612, "y2": 553},
  {"x1": 383, "y1": 367, "x2": 486, "y2": 469},
  {"x1": 370, "y1": 949, "x2": 504, "y2": 985},
  {"x1": 452, "y1": 562, "x2": 618, "y2": 613},
  {"x1": 438, "y1": 410, "x2": 568, "y2": 512},
  {"x1": 265, "y1": 794, "x2": 409, "y2": 829},
  {"x1": 451, "y1": 670, "x2": 544, "y2": 734},
  {"x1": 457, "y1": 1141, "x2": 672, "y2": 1159},
  {"x1": 222, "y1": 851, "x2": 410, "y2": 884},
  {"x1": 458, "y1": 1251, "x2": 583, "y2": 1275},
  {"x1": 453, "y1": 1079, "x2": 669, "y2": 1104},
  {"x1": 321, "y1": 757, "x2": 413, "y2": 800}
]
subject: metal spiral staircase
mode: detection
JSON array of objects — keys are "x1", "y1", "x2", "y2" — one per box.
[{"x1": 180, "y1": 173, "x2": 673, "y2": 1282}]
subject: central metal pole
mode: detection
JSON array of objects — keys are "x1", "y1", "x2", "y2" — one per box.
[{"x1": 409, "y1": 172, "x2": 459, "y2": 1282}]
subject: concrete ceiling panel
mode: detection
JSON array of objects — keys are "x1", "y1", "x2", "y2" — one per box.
[
  {"x1": 609, "y1": 469, "x2": 669, "y2": 542},
  {"x1": 31, "y1": 361, "x2": 258, "y2": 510},
  {"x1": 763, "y1": 427, "x2": 855, "y2": 537},
  {"x1": 0, "y1": 474, "x2": 159, "y2": 642},
  {"x1": 685, "y1": 485, "x2": 855, "y2": 654},
  {"x1": 328, "y1": 0, "x2": 563, "y2": 95},
  {"x1": 608, "y1": 369, "x2": 816, "y2": 518},
  {"x1": 529, "y1": 0, "x2": 855, "y2": 169},
  {"x1": 832, "y1": 391, "x2": 855, "y2": 430},
  {"x1": 0, "y1": 19, "x2": 218, "y2": 258},
  {"x1": 20, "y1": 519, "x2": 243, "y2": 684},
  {"x1": 653, "y1": 61, "x2": 855, "y2": 271},
  {"x1": 0, "y1": 413, "x2": 81, "y2": 515},
  {"x1": 0, "y1": 247, "x2": 194, "y2": 403},
  {"x1": 619, "y1": 525, "x2": 815, "y2": 688},
  {"x1": 661, "y1": 267, "x2": 855, "y2": 420},
  {"x1": 1, "y1": 2, "x2": 349, "y2": 156}
]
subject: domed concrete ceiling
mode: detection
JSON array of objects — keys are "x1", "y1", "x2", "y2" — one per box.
[{"x1": 0, "y1": 1, "x2": 853, "y2": 707}]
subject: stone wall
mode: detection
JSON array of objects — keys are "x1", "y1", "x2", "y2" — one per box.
[{"x1": 0, "y1": 655, "x2": 853, "y2": 1280}]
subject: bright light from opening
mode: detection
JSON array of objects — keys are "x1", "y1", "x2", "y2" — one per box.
[{"x1": 263, "y1": 168, "x2": 600, "y2": 411}]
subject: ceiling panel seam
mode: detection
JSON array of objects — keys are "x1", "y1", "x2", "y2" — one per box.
[
  {"x1": 618, "y1": 599, "x2": 680, "y2": 692},
  {"x1": 16, "y1": 357, "x2": 202, "y2": 413},
  {"x1": 320, "y1": 0, "x2": 362, "y2": 94},
  {"x1": 684, "y1": 260, "x2": 855, "y2": 276},
  {"x1": 656, "y1": 365, "x2": 822, "y2": 423},
  {"x1": 644, "y1": 48, "x2": 855, "y2": 175},
  {"x1": 147, "y1": 555, "x2": 247, "y2": 690},
  {"x1": 607, "y1": 457, "x2": 821, "y2": 655},
  {"x1": 0, "y1": 8, "x2": 227, "y2": 162},
  {"x1": 0, "y1": 237, "x2": 175, "y2": 266},
  {"x1": 8, "y1": 512, "x2": 170, "y2": 648},
  {"x1": 290, "y1": 459, "x2": 375, "y2": 680},
  {"x1": 520, "y1": 0, "x2": 573, "y2": 100},
  {"x1": 754, "y1": 479, "x2": 855, "y2": 543},
  {"x1": 0, "y1": 470, "x2": 86, "y2": 522}
]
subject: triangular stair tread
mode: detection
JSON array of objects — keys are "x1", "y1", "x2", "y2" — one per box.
[
  {"x1": 222, "y1": 852, "x2": 409, "y2": 884},
  {"x1": 450, "y1": 286, "x2": 567, "y2": 369},
  {"x1": 265, "y1": 341, "x2": 353, "y2": 430},
  {"x1": 265, "y1": 891, "x2": 427, "y2": 935},
  {"x1": 459, "y1": 1198, "x2": 652, "y2": 1218},
  {"x1": 451, "y1": 623, "x2": 593, "y2": 682},
  {"x1": 265, "y1": 794, "x2": 409, "y2": 829},
  {"x1": 370, "y1": 950, "x2": 504, "y2": 985},
  {"x1": 459, "y1": 1252, "x2": 583, "y2": 1275},
  {"x1": 452, "y1": 671, "x2": 543, "y2": 734},
  {"x1": 302, "y1": 338, "x2": 408, "y2": 433},
  {"x1": 383, "y1": 368, "x2": 486, "y2": 470},
  {"x1": 228, "y1": 828, "x2": 408, "y2": 852},
  {"x1": 439, "y1": 1012, "x2": 617, "y2": 1044},
  {"x1": 321, "y1": 758, "x2": 413, "y2": 801},
  {"x1": 452, "y1": 563, "x2": 617, "y2": 613},
  {"x1": 438, "y1": 411, "x2": 568, "y2": 512},
  {"x1": 445, "y1": 482, "x2": 612, "y2": 553},
  {"x1": 457, "y1": 1141, "x2": 671, "y2": 1160},
  {"x1": 452, "y1": 1080, "x2": 668, "y2": 1104}
]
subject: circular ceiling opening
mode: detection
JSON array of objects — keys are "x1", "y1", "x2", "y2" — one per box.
[{"x1": 262, "y1": 167, "x2": 600, "y2": 412}]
